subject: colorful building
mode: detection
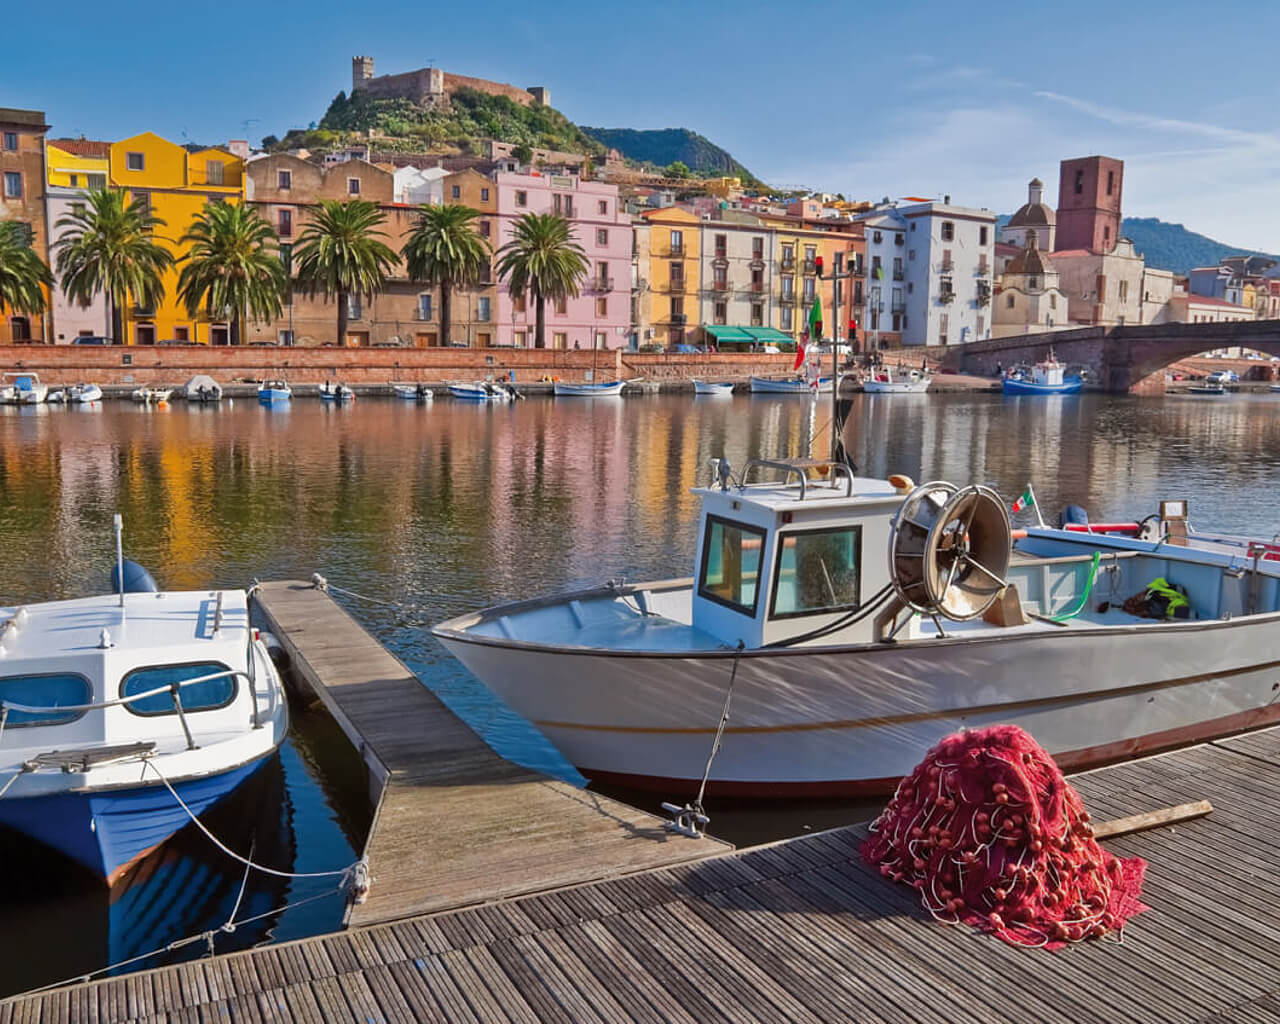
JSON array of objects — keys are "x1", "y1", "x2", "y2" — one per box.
[
  {"x1": 0, "y1": 108, "x2": 51, "y2": 343},
  {"x1": 638, "y1": 207, "x2": 701, "y2": 349},
  {"x1": 45, "y1": 139, "x2": 111, "y2": 341},
  {"x1": 493, "y1": 171, "x2": 631, "y2": 349}
]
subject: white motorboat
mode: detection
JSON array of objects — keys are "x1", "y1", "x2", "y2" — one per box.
[
  {"x1": 257, "y1": 380, "x2": 292, "y2": 403},
  {"x1": 693, "y1": 380, "x2": 735, "y2": 396},
  {"x1": 46, "y1": 389, "x2": 65, "y2": 403},
  {"x1": 749, "y1": 376, "x2": 834, "y2": 394},
  {"x1": 68, "y1": 382, "x2": 104, "y2": 404},
  {"x1": 862, "y1": 367, "x2": 931, "y2": 394},
  {"x1": 1187, "y1": 382, "x2": 1226, "y2": 396},
  {"x1": 448, "y1": 381, "x2": 515, "y2": 402},
  {"x1": 0, "y1": 373, "x2": 48, "y2": 405},
  {"x1": 131, "y1": 387, "x2": 173, "y2": 404},
  {"x1": 318, "y1": 381, "x2": 355, "y2": 402},
  {"x1": 0, "y1": 528, "x2": 288, "y2": 881},
  {"x1": 436, "y1": 460, "x2": 1280, "y2": 798},
  {"x1": 183, "y1": 375, "x2": 222, "y2": 403},
  {"x1": 553, "y1": 380, "x2": 625, "y2": 397},
  {"x1": 393, "y1": 383, "x2": 434, "y2": 401}
]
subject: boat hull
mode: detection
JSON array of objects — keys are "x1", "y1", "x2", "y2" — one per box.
[
  {"x1": 1002, "y1": 377, "x2": 1083, "y2": 395},
  {"x1": 750, "y1": 376, "x2": 834, "y2": 394},
  {"x1": 0, "y1": 756, "x2": 272, "y2": 882},
  {"x1": 692, "y1": 380, "x2": 734, "y2": 396},
  {"x1": 449, "y1": 385, "x2": 509, "y2": 401},
  {"x1": 437, "y1": 612, "x2": 1280, "y2": 797},
  {"x1": 257, "y1": 389, "x2": 291, "y2": 403},
  {"x1": 863, "y1": 380, "x2": 930, "y2": 394},
  {"x1": 553, "y1": 381, "x2": 625, "y2": 397}
]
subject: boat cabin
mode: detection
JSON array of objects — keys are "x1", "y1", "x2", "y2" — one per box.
[{"x1": 691, "y1": 459, "x2": 904, "y2": 648}]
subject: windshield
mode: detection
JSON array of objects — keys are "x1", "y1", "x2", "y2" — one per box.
[{"x1": 698, "y1": 515, "x2": 766, "y2": 616}]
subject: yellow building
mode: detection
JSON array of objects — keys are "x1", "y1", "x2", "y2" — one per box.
[
  {"x1": 639, "y1": 207, "x2": 700, "y2": 348},
  {"x1": 760, "y1": 215, "x2": 860, "y2": 341},
  {"x1": 46, "y1": 141, "x2": 109, "y2": 189},
  {"x1": 108, "y1": 132, "x2": 244, "y2": 344}
]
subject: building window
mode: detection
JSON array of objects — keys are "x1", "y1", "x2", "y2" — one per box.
[
  {"x1": 596, "y1": 228, "x2": 608, "y2": 246},
  {"x1": 418, "y1": 294, "x2": 432, "y2": 320},
  {"x1": 781, "y1": 243, "x2": 794, "y2": 266},
  {"x1": 514, "y1": 330, "x2": 527, "y2": 347},
  {"x1": 752, "y1": 236, "x2": 764, "y2": 258},
  {"x1": 782, "y1": 276, "x2": 794, "y2": 297},
  {"x1": 892, "y1": 314, "x2": 901, "y2": 331},
  {"x1": 172, "y1": 326, "x2": 190, "y2": 342},
  {"x1": 670, "y1": 229, "x2": 683, "y2": 254},
  {"x1": 3, "y1": 172, "x2": 21, "y2": 199},
  {"x1": 481, "y1": 187, "x2": 490, "y2": 202},
  {"x1": 1103, "y1": 224, "x2": 1111, "y2": 245},
  {"x1": 515, "y1": 190, "x2": 527, "y2": 206},
  {"x1": 595, "y1": 331, "x2": 606, "y2": 349},
  {"x1": 347, "y1": 296, "x2": 362, "y2": 320},
  {"x1": 908, "y1": 249, "x2": 915, "y2": 261},
  {"x1": 591, "y1": 199, "x2": 604, "y2": 216},
  {"x1": 1106, "y1": 170, "x2": 1114, "y2": 196},
  {"x1": 554, "y1": 295, "x2": 567, "y2": 315},
  {"x1": 480, "y1": 219, "x2": 491, "y2": 238},
  {"x1": 553, "y1": 331, "x2": 567, "y2": 349},
  {"x1": 595, "y1": 297, "x2": 608, "y2": 316},
  {"x1": 1028, "y1": 276, "x2": 1039, "y2": 290},
  {"x1": 278, "y1": 208, "x2": 292, "y2": 237},
  {"x1": 477, "y1": 297, "x2": 491, "y2": 321},
  {"x1": 939, "y1": 313, "x2": 949, "y2": 346},
  {"x1": 278, "y1": 170, "x2": 292, "y2": 189},
  {"x1": 1118, "y1": 280, "x2": 1128, "y2": 301},
  {"x1": 977, "y1": 315, "x2": 985, "y2": 336},
  {"x1": 670, "y1": 297, "x2": 683, "y2": 320},
  {"x1": 751, "y1": 303, "x2": 763, "y2": 327},
  {"x1": 803, "y1": 277, "x2": 815, "y2": 300},
  {"x1": 892, "y1": 257, "x2": 903, "y2": 280},
  {"x1": 941, "y1": 221, "x2": 955, "y2": 242},
  {"x1": 207, "y1": 160, "x2": 224, "y2": 185},
  {"x1": 564, "y1": 196, "x2": 573, "y2": 217},
  {"x1": 126, "y1": 152, "x2": 145, "y2": 171},
  {"x1": 714, "y1": 233, "x2": 727, "y2": 257},
  {"x1": 781, "y1": 306, "x2": 793, "y2": 330},
  {"x1": 87, "y1": 173, "x2": 106, "y2": 189},
  {"x1": 69, "y1": 174, "x2": 79, "y2": 187},
  {"x1": 714, "y1": 301, "x2": 727, "y2": 324},
  {"x1": 979, "y1": 226, "x2": 988, "y2": 246},
  {"x1": 513, "y1": 292, "x2": 526, "y2": 313},
  {"x1": 1006, "y1": 293, "x2": 1016, "y2": 309},
  {"x1": 451, "y1": 185, "x2": 461, "y2": 200},
  {"x1": 348, "y1": 178, "x2": 361, "y2": 195},
  {"x1": 1049, "y1": 293, "x2": 1057, "y2": 310},
  {"x1": 2, "y1": 131, "x2": 16, "y2": 151},
  {"x1": 1074, "y1": 169, "x2": 1084, "y2": 194}
]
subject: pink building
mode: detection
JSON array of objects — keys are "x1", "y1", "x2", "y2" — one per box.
[{"x1": 493, "y1": 172, "x2": 632, "y2": 349}]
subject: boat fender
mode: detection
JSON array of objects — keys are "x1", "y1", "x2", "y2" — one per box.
[
  {"x1": 1058, "y1": 504, "x2": 1089, "y2": 529},
  {"x1": 888, "y1": 474, "x2": 915, "y2": 494},
  {"x1": 111, "y1": 559, "x2": 160, "y2": 594}
]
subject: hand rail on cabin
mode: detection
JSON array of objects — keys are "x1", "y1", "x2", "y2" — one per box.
[{"x1": 738, "y1": 457, "x2": 855, "y2": 499}]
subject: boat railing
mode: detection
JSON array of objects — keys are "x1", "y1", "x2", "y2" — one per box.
[
  {"x1": 738, "y1": 457, "x2": 855, "y2": 499},
  {"x1": 0, "y1": 668, "x2": 256, "y2": 753}
]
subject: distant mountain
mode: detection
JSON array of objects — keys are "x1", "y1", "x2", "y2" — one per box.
[
  {"x1": 1119, "y1": 217, "x2": 1278, "y2": 275},
  {"x1": 580, "y1": 127, "x2": 756, "y2": 181}
]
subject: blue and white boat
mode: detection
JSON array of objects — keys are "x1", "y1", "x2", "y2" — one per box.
[
  {"x1": 749, "y1": 375, "x2": 834, "y2": 394},
  {"x1": 0, "y1": 373, "x2": 48, "y2": 405},
  {"x1": 318, "y1": 381, "x2": 355, "y2": 402},
  {"x1": 693, "y1": 379, "x2": 735, "y2": 396},
  {"x1": 257, "y1": 380, "x2": 291, "y2": 403},
  {"x1": 393, "y1": 383, "x2": 434, "y2": 401},
  {"x1": 0, "y1": 538, "x2": 288, "y2": 883},
  {"x1": 449, "y1": 380, "x2": 514, "y2": 402},
  {"x1": 1002, "y1": 353, "x2": 1083, "y2": 396},
  {"x1": 553, "y1": 379, "x2": 625, "y2": 397}
]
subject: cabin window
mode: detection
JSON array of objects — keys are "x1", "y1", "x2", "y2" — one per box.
[
  {"x1": 120, "y1": 661, "x2": 236, "y2": 716},
  {"x1": 698, "y1": 515, "x2": 766, "y2": 616},
  {"x1": 0, "y1": 673, "x2": 91, "y2": 727},
  {"x1": 770, "y1": 526, "x2": 862, "y2": 619}
]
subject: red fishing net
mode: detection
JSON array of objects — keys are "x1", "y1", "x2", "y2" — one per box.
[{"x1": 862, "y1": 725, "x2": 1147, "y2": 948}]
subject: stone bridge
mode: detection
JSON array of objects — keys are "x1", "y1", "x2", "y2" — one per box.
[{"x1": 934, "y1": 320, "x2": 1280, "y2": 394}]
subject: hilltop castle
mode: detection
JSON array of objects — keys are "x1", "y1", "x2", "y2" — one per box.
[{"x1": 350, "y1": 57, "x2": 549, "y2": 110}]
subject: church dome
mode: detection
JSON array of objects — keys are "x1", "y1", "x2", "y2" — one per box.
[{"x1": 1008, "y1": 201, "x2": 1055, "y2": 228}]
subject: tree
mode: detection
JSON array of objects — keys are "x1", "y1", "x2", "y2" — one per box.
[
  {"x1": 177, "y1": 202, "x2": 287, "y2": 346},
  {"x1": 54, "y1": 188, "x2": 173, "y2": 343},
  {"x1": 401, "y1": 204, "x2": 491, "y2": 347},
  {"x1": 495, "y1": 213, "x2": 588, "y2": 349},
  {"x1": 260, "y1": 134, "x2": 280, "y2": 150},
  {"x1": 0, "y1": 222, "x2": 52, "y2": 323},
  {"x1": 292, "y1": 199, "x2": 397, "y2": 347},
  {"x1": 665, "y1": 160, "x2": 690, "y2": 179},
  {"x1": 512, "y1": 143, "x2": 534, "y2": 166}
]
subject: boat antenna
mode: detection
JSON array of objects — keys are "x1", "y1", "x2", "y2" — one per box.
[{"x1": 114, "y1": 513, "x2": 125, "y2": 611}]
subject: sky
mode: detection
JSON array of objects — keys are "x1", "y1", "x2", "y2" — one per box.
[{"x1": 9, "y1": 1, "x2": 1280, "y2": 250}]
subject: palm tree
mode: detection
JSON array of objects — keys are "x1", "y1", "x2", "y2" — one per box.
[
  {"x1": 177, "y1": 202, "x2": 286, "y2": 346},
  {"x1": 292, "y1": 199, "x2": 397, "y2": 347},
  {"x1": 0, "y1": 222, "x2": 52, "y2": 327},
  {"x1": 54, "y1": 188, "x2": 172, "y2": 343},
  {"x1": 495, "y1": 213, "x2": 589, "y2": 348},
  {"x1": 401, "y1": 204, "x2": 491, "y2": 347}
]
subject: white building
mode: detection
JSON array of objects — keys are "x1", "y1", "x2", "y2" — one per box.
[
  {"x1": 1001, "y1": 178, "x2": 1055, "y2": 252},
  {"x1": 992, "y1": 238, "x2": 1069, "y2": 338},
  {"x1": 393, "y1": 166, "x2": 448, "y2": 205},
  {"x1": 858, "y1": 199, "x2": 995, "y2": 347}
]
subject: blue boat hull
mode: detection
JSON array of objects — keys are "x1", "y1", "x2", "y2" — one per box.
[
  {"x1": 1002, "y1": 377, "x2": 1083, "y2": 395},
  {"x1": 0, "y1": 757, "x2": 270, "y2": 883},
  {"x1": 258, "y1": 390, "x2": 290, "y2": 403}
]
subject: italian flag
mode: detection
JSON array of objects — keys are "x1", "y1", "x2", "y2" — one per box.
[{"x1": 1011, "y1": 487, "x2": 1035, "y2": 513}]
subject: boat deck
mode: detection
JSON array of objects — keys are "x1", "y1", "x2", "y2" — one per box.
[
  {"x1": 252, "y1": 582, "x2": 727, "y2": 930},
  {"x1": 7, "y1": 725, "x2": 1280, "y2": 1021}
]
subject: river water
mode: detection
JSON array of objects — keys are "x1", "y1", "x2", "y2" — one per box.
[{"x1": 2, "y1": 389, "x2": 1279, "y2": 994}]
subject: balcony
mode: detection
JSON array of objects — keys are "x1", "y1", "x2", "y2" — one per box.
[
  {"x1": 939, "y1": 290, "x2": 956, "y2": 305},
  {"x1": 712, "y1": 253, "x2": 728, "y2": 266},
  {"x1": 940, "y1": 259, "x2": 954, "y2": 273},
  {"x1": 892, "y1": 270, "x2": 904, "y2": 281},
  {"x1": 669, "y1": 313, "x2": 687, "y2": 325},
  {"x1": 975, "y1": 263, "x2": 989, "y2": 276},
  {"x1": 588, "y1": 276, "x2": 615, "y2": 292},
  {"x1": 780, "y1": 256, "x2": 796, "y2": 272},
  {"x1": 414, "y1": 310, "x2": 433, "y2": 322},
  {"x1": 665, "y1": 245, "x2": 685, "y2": 259},
  {"x1": 780, "y1": 293, "x2": 796, "y2": 306},
  {"x1": 750, "y1": 280, "x2": 765, "y2": 293},
  {"x1": 666, "y1": 279, "x2": 687, "y2": 294},
  {"x1": 709, "y1": 280, "x2": 729, "y2": 292},
  {"x1": 802, "y1": 260, "x2": 817, "y2": 274},
  {"x1": 891, "y1": 301, "x2": 906, "y2": 314},
  {"x1": 749, "y1": 257, "x2": 765, "y2": 270}
]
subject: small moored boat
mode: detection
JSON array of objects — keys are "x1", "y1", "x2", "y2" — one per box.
[
  {"x1": 131, "y1": 387, "x2": 173, "y2": 404},
  {"x1": 553, "y1": 380, "x2": 626, "y2": 397},
  {"x1": 749, "y1": 375, "x2": 834, "y2": 394},
  {"x1": 318, "y1": 381, "x2": 355, "y2": 402},
  {"x1": 393, "y1": 383, "x2": 434, "y2": 401},
  {"x1": 862, "y1": 367, "x2": 931, "y2": 394},
  {"x1": 1187, "y1": 382, "x2": 1226, "y2": 395},
  {"x1": 67, "y1": 382, "x2": 104, "y2": 404},
  {"x1": 1002, "y1": 352, "x2": 1083, "y2": 395},
  {"x1": 182, "y1": 376, "x2": 222, "y2": 403},
  {"x1": 257, "y1": 380, "x2": 292, "y2": 403},
  {"x1": 0, "y1": 373, "x2": 48, "y2": 405},
  {"x1": 448, "y1": 381, "x2": 515, "y2": 402},
  {"x1": 692, "y1": 379, "x2": 735, "y2": 396}
]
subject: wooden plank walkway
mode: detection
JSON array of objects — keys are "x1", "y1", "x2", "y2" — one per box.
[
  {"x1": 252, "y1": 581, "x2": 727, "y2": 928},
  {"x1": 8, "y1": 725, "x2": 1280, "y2": 1021}
]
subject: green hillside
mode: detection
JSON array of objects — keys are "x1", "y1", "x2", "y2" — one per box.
[
  {"x1": 1120, "y1": 217, "x2": 1278, "y2": 275},
  {"x1": 580, "y1": 127, "x2": 756, "y2": 181}
]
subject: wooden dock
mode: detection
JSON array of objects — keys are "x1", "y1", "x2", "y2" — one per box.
[
  {"x1": 7, "y1": 724, "x2": 1280, "y2": 1021},
  {"x1": 252, "y1": 581, "x2": 727, "y2": 928}
]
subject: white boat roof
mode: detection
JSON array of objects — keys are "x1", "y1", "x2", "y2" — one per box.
[
  {"x1": 0, "y1": 590, "x2": 251, "y2": 667},
  {"x1": 691, "y1": 475, "x2": 902, "y2": 513}
]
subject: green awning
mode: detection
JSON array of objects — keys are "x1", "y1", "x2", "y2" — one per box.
[
  {"x1": 702, "y1": 325, "x2": 755, "y2": 343},
  {"x1": 743, "y1": 327, "x2": 798, "y2": 348}
]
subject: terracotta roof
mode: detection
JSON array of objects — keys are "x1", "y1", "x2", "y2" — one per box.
[
  {"x1": 1049, "y1": 248, "x2": 1091, "y2": 258},
  {"x1": 1007, "y1": 201, "x2": 1055, "y2": 227},
  {"x1": 50, "y1": 138, "x2": 111, "y2": 157},
  {"x1": 1184, "y1": 294, "x2": 1252, "y2": 310},
  {"x1": 1005, "y1": 245, "x2": 1055, "y2": 277},
  {"x1": 995, "y1": 242, "x2": 1021, "y2": 255}
]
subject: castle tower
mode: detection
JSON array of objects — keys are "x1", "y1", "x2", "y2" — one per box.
[
  {"x1": 527, "y1": 86, "x2": 551, "y2": 107},
  {"x1": 1055, "y1": 155, "x2": 1123, "y2": 254},
  {"x1": 352, "y1": 56, "x2": 374, "y2": 93}
]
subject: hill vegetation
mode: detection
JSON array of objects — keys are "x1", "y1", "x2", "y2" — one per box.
[
  {"x1": 580, "y1": 127, "x2": 756, "y2": 181},
  {"x1": 1120, "y1": 217, "x2": 1278, "y2": 275}
]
